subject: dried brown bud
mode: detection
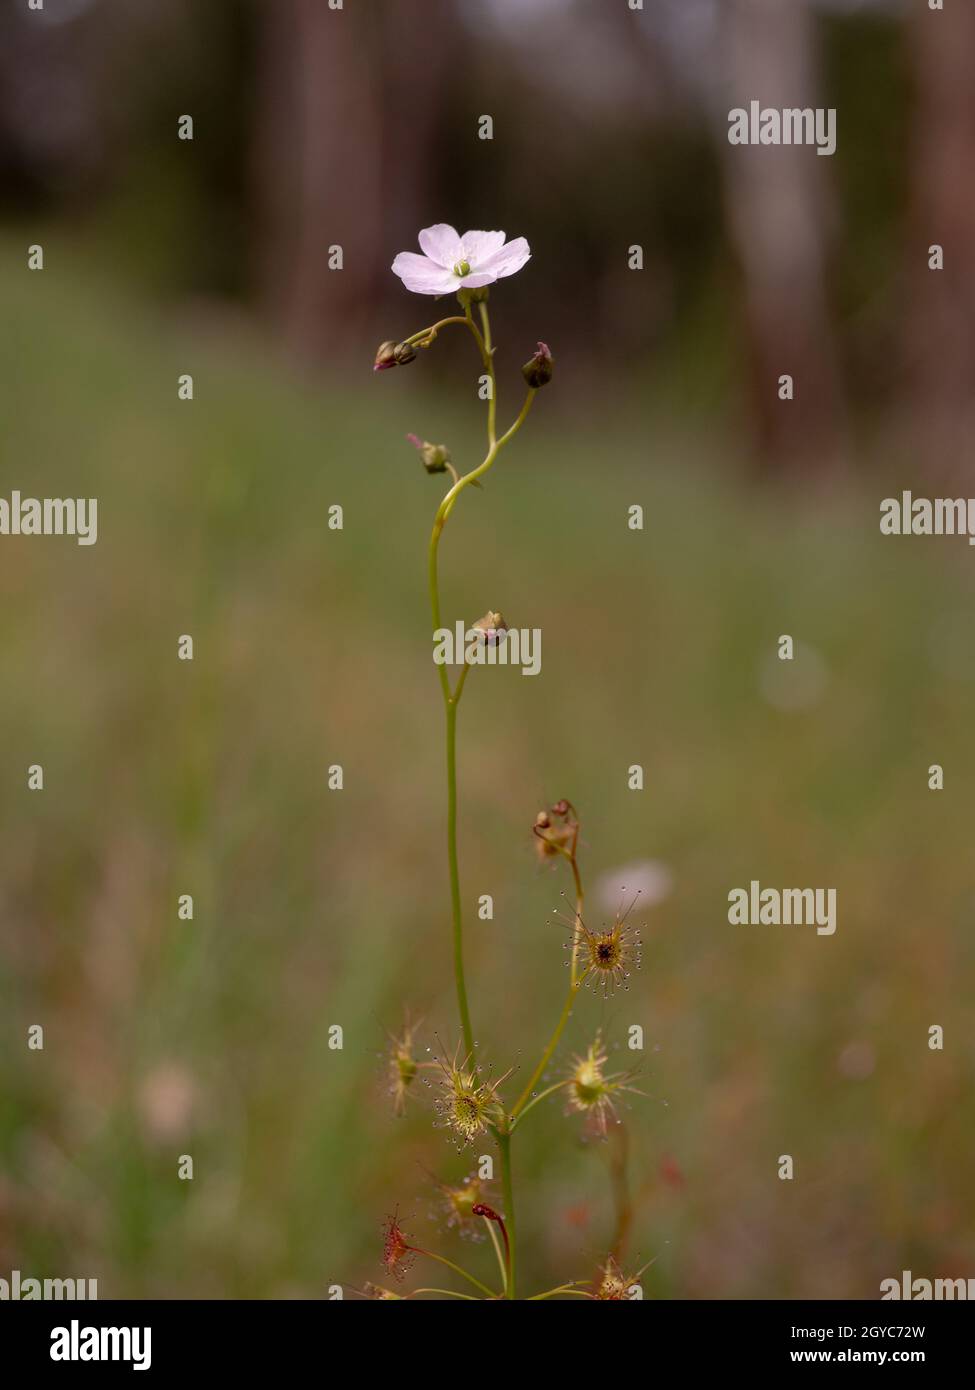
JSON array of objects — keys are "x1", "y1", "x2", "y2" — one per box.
[
  {"x1": 471, "y1": 610, "x2": 509, "y2": 646},
  {"x1": 522, "y1": 341, "x2": 554, "y2": 389}
]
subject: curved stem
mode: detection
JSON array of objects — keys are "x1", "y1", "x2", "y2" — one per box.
[
  {"x1": 484, "y1": 1218, "x2": 508, "y2": 1294},
  {"x1": 510, "y1": 855, "x2": 584, "y2": 1119},
  {"x1": 528, "y1": 1286, "x2": 592, "y2": 1300},
  {"x1": 416, "y1": 1249, "x2": 497, "y2": 1299},
  {"x1": 410, "y1": 1287, "x2": 481, "y2": 1300},
  {"x1": 440, "y1": 390, "x2": 536, "y2": 526},
  {"x1": 497, "y1": 1131, "x2": 517, "y2": 1299},
  {"x1": 510, "y1": 1078, "x2": 569, "y2": 1130},
  {"x1": 401, "y1": 314, "x2": 485, "y2": 353}
]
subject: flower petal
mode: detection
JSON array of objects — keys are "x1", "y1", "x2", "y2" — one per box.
[
  {"x1": 391, "y1": 252, "x2": 458, "y2": 295},
  {"x1": 477, "y1": 236, "x2": 531, "y2": 281},
  {"x1": 460, "y1": 230, "x2": 507, "y2": 265},
  {"x1": 417, "y1": 223, "x2": 463, "y2": 268},
  {"x1": 457, "y1": 271, "x2": 498, "y2": 289}
]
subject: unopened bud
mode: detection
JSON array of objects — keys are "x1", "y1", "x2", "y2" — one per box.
[
  {"x1": 374, "y1": 340, "x2": 398, "y2": 372},
  {"x1": 406, "y1": 433, "x2": 451, "y2": 474},
  {"x1": 472, "y1": 610, "x2": 509, "y2": 646},
  {"x1": 363, "y1": 1283, "x2": 403, "y2": 1301},
  {"x1": 374, "y1": 339, "x2": 418, "y2": 371},
  {"x1": 522, "y1": 341, "x2": 554, "y2": 389}
]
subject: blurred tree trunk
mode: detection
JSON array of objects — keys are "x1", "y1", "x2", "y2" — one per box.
[
  {"x1": 718, "y1": 0, "x2": 846, "y2": 478},
  {"x1": 905, "y1": 2, "x2": 975, "y2": 480},
  {"x1": 252, "y1": 0, "x2": 460, "y2": 364}
]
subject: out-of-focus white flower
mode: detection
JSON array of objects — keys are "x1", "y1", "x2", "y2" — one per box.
[
  {"x1": 759, "y1": 642, "x2": 829, "y2": 711},
  {"x1": 392, "y1": 224, "x2": 530, "y2": 295},
  {"x1": 138, "y1": 1063, "x2": 196, "y2": 1142},
  {"x1": 595, "y1": 860, "x2": 673, "y2": 913},
  {"x1": 837, "y1": 1041, "x2": 875, "y2": 1081}
]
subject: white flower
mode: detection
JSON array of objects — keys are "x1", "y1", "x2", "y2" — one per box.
[
  {"x1": 596, "y1": 861, "x2": 673, "y2": 912},
  {"x1": 391, "y1": 224, "x2": 531, "y2": 296}
]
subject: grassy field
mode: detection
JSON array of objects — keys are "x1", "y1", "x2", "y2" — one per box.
[{"x1": 1, "y1": 245, "x2": 973, "y2": 1298}]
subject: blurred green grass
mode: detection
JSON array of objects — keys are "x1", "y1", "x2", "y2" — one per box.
[{"x1": 1, "y1": 242, "x2": 973, "y2": 1299}]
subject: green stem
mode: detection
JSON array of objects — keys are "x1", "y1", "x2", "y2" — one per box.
[
  {"x1": 411, "y1": 1287, "x2": 480, "y2": 1300},
  {"x1": 440, "y1": 389, "x2": 536, "y2": 526},
  {"x1": 422, "y1": 304, "x2": 541, "y2": 1309},
  {"x1": 478, "y1": 300, "x2": 497, "y2": 447},
  {"x1": 428, "y1": 518, "x2": 451, "y2": 704},
  {"x1": 417, "y1": 1249, "x2": 497, "y2": 1299},
  {"x1": 452, "y1": 660, "x2": 471, "y2": 704},
  {"x1": 528, "y1": 1286, "x2": 592, "y2": 1300},
  {"x1": 497, "y1": 1130, "x2": 517, "y2": 1299},
  {"x1": 510, "y1": 856, "x2": 584, "y2": 1119},
  {"x1": 401, "y1": 314, "x2": 486, "y2": 353},
  {"x1": 444, "y1": 696, "x2": 474, "y2": 1061},
  {"x1": 484, "y1": 1217, "x2": 508, "y2": 1294},
  {"x1": 426, "y1": 357, "x2": 536, "y2": 1070},
  {"x1": 510, "y1": 1079, "x2": 569, "y2": 1130},
  {"x1": 428, "y1": 520, "x2": 474, "y2": 1059}
]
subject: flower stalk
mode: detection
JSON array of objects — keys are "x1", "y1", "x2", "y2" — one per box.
[
  {"x1": 373, "y1": 224, "x2": 646, "y2": 1301},
  {"x1": 495, "y1": 1130, "x2": 517, "y2": 1299},
  {"x1": 511, "y1": 818, "x2": 584, "y2": 1119},
  {"x1": 425, "y1": 314, "x2": 537, "y2": 1065}
]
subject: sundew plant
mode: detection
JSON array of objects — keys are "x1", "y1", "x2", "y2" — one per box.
[{"x1": 368, "y1": 225, "x2": 647, "y2": 1302}]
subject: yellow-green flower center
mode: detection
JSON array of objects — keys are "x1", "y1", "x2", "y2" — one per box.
[
  {"x1": 453, "y1": 259, "x2": 471, "y2": 277},
  {"x1": 454, "y1": 1092, "x2": 481, "y2": 1135},
  {"x1": 574, "y1": 1062, "x2": 604, "y2": 1104}
]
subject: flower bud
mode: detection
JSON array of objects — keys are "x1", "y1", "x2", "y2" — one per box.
[
  {"x1": 471, "y1": 610, "x2": 509, "y2": 646},
  {"x1": 522, "y1": 341, "x2": 554, "y2": 389},
  {"x1": 406, "y1": 433, "x2": 451, "y2": 474},
  {"x1": 374, "y1": 340, "x2": 398, "y2": 371},
  {"x1": 374, "y1": 340, "x2": 418, "y2": 371},
  {"x1": 362, "y1": 1283, "x2": 403, "y2": 1301}
]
